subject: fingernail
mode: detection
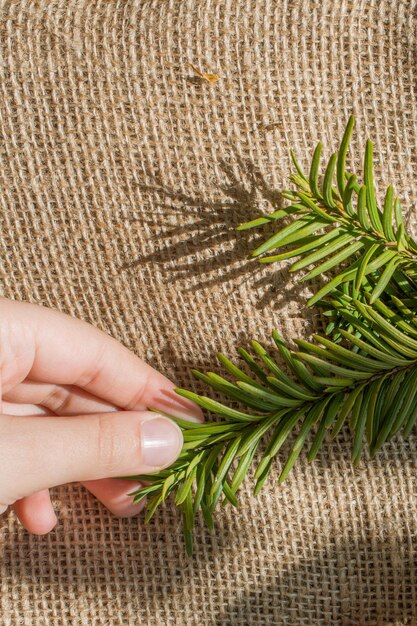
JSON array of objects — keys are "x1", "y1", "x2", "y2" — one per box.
[
  {"x1": 152, "y1": 389, "x2": 205, "y2": 423},
  {"x1": 141, "y1": 416, "x2": 183, "y2": 468},
  {"x1": 166, "y1": 408, "x2": 203, "y2": 423},
  {"x1": 166, "y1": 399, "x2": 204, "y2": 422}
]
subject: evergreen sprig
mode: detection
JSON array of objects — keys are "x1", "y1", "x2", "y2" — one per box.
[
  {"x1": 125, "y1": 117, "x2": 417, "y2": 555},
  {"x1": 238, "y1": 115, "x2": 417, "y2": 306}
]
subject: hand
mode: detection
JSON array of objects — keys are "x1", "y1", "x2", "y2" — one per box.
[{"x1": 0, "y1": 298, "x2": 203, "y2": 534}]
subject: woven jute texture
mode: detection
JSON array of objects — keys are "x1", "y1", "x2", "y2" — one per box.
[{"x1": 0, "y1": 1, "x2": 416, "y2": 624}]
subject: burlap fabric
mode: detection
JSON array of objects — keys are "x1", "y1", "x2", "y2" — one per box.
[{"x1": 0, "y1": 1, "x2": 416, "y2": 624}]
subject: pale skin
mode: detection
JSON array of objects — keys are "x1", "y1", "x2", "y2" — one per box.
[{"x1": 0, "y1": 298, "x2": 203, "y2": 534}]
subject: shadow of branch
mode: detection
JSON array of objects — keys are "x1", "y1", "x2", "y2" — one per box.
[{"x1": 120, "y1": 156, "x2": 326, "y2": 312}]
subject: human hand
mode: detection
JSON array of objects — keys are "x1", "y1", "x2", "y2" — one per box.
[{"x1": 0, "y1": 298, "x2": 203, "y2": 534}]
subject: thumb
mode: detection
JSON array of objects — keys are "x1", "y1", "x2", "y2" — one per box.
[{"x1": 0, "y1": 411, "x2": 183, "y2": 502}]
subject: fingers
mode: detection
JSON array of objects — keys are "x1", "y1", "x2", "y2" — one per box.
[
  {"x1": 3, "y1": 381, "x2": 119, "y2": 416},
  {"x1": 3, "y1": 379, "x2": 200, "y2": 520},
  {"x1": 1, "y1": 400, "x2": 50, "y2": 416},
  {"x1": 2, "y1": 385, "x2": 166, "y2": 521},
  {"x1": 8, "y1": 481, "x2": 146, "y2": 530},
  {"x1": 11, "y1": 490, "x2": 57, "y2": 535},
  {"x1": 9, "y1": 481, "x2": 146, "y2": 530},
  {"x1": 0, "y1": 298, "x2": 203, "y2": 421},
  {"x1": 0, "y1": 411, "x2": 183, "y2": 503},
  {"x1": 0, "y1": 297, "x2": 202, "y2": 526}
]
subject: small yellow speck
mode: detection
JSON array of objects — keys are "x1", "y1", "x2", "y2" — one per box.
[{"x1": 189, "y1": 63, "x2": 220, "y2": 83}]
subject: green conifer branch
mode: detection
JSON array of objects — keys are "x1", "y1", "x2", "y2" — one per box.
[
  {"x1": 238, "y1": 115, "x2": 417, "y2": 308},
  {"x1": 124, "y1": 117, "x2": 417, "y2": 555}
]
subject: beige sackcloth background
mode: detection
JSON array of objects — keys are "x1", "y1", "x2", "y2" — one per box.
[{"x1": 0, "y1": 1, "x2": 416, "y2": 624}]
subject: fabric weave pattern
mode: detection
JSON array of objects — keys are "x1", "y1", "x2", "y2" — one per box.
[{"x1": 0, "y1": 1, "x2": 416, "y2": 624}]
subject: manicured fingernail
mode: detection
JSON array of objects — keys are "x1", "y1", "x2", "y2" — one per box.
[
  {"x1": 152, "y1": 389, "x2": 204, "y2": 422},
  {"x1": 166, "y1": 408, "x2": 203, "y2": 422},
  {"x1": 141, "y1": 416, "x2": 183, "y2": 468},
  {"x1": 166, "y1": 400, "x2": 204, "y2": 422}
]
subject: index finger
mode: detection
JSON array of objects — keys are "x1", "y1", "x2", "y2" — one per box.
[{"x1": 0, "y1": 298, "x2": 203, "y2": 421}]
